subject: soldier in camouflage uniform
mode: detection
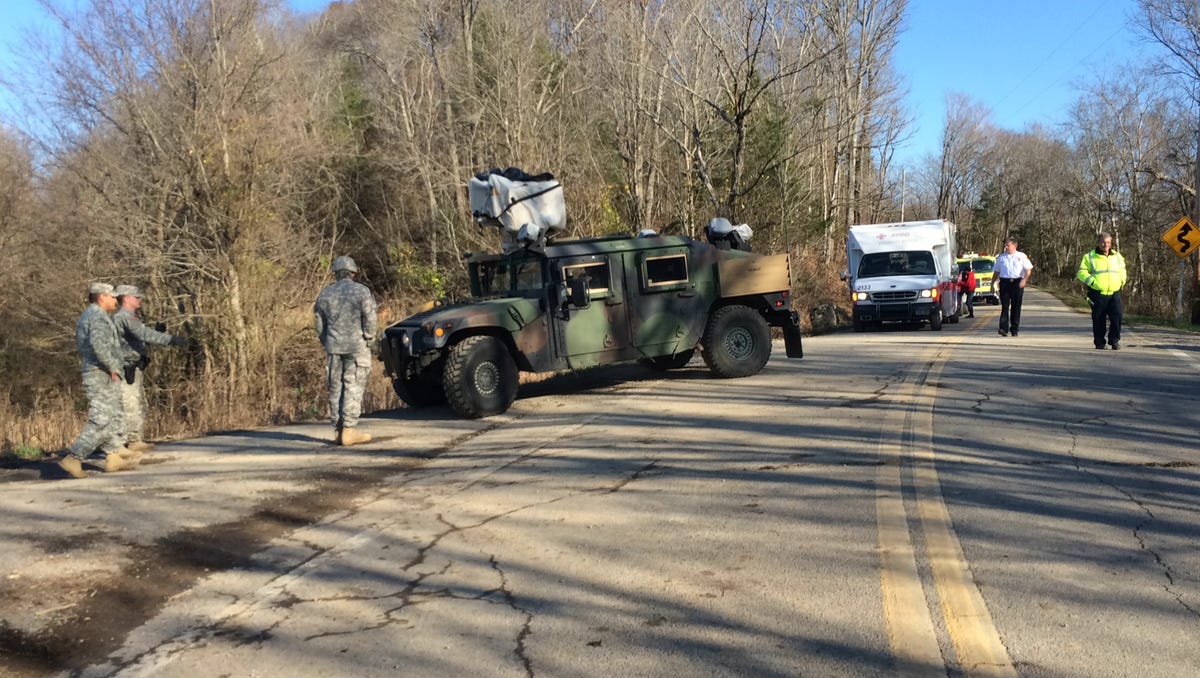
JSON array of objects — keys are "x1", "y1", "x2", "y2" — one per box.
[
  {"x1": 314, "y1": 256, "x2": 377, "y2": 445},
  {"x1": 59, "y1": 283, "x2": 139, "y2": 478},
  {"x1": 113, "y1": 285, "x2": 188, "y2": 452}
]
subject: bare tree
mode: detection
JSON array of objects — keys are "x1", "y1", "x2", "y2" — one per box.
[
  {"x1": 935, "y1": 93, "x2": 994, "y2": 225},
  {"x1": 812, "y1": 0, "x2": 907, "y2": 246},
  {"x1": 659, "y1": 1, "x2": 824, "y2": 223},
  {"x1": 1136, "y1": 0, "x2": 1200, "y2": 321},
  {"x1": 14, "y1": 0, "x2": 335, "y2": 430},
  {"x1": 581, "y1": 1, "x2": 674, "y2": 232},
  {"x1": 1137, "y1": 0, "x2": 1200, "y2": 87}
]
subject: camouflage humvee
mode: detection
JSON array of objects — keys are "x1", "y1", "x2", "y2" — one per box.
[{"x1": 379, "y1": 232, "x2": 804, "y2": 418}]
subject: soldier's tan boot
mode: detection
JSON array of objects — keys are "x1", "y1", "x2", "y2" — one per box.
[
  {"x1": 111, "y1": 444, "x2": 140, "y2": 465},
  {"x1": 57, "y1": 455, "x2": 87, "y2": 479},
  {"x1": 104, "y1": 452, "x2": 134, "y2": 473},
  {"x1": 339, "y1": 428, "x2": 372, "y2": 446},
  {"x1": 114, "y1": 446, "x2": 143, "y2": 463}
]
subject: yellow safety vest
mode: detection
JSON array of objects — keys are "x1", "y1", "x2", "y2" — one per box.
[{"x1": 1076, "y1": 249, "x2": 1127, "y2": 295}]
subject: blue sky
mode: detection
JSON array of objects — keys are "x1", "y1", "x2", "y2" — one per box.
[
  {"x1": 0, "y1": 0, "x2": 332, "y2": 121},
  {"x1": 893, "y1": 0, "x2": 1148, "y2": 165},
  {"x1": 3, "y1": 0, "x2": 1149, "y2": 164}
]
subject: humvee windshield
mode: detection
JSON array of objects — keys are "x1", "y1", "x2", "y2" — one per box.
[
  {"x1": 858, "y1": 251, "x2": 936, "y2": 278},
  {"x1": 476, "y1": 256, "x2": 546, "y2": 296}
]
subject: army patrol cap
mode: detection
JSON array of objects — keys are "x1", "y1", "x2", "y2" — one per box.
[
  {"x1": 88, "y1": 282, "x2": 115, "y2": 296},
  {"x1": 114, "y1": 284, "x2": 143, "y2": 298},
  {"x1": 332, "y1": 255, "x2": 358, "y2": 273}
]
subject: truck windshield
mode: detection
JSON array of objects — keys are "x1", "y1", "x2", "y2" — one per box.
[
  {"x1": 477, "y1": 256, "x2": 545, "y2": 296},
  {"x1": 971, "y1": 259, "x2": 994, "y2": 274},
  {"x1": 858, "y1": 251, "x2": 937, "y2": 278}
]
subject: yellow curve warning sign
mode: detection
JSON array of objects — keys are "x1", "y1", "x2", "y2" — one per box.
[{"x1": 1161, "y1": 216, "x2": 1200, "y2": 258}]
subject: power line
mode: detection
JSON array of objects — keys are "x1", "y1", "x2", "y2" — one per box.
[{"x1": 993, "y1": 0, "x2": 1123, "y2": 117}]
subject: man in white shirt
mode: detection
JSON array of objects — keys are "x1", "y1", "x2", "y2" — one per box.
[{"x1": 993, "y1": 237, "x2": 1034, "y2": 336}]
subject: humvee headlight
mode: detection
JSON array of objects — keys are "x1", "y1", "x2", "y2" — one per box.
[
  {"x1": 434, "y1": 326, "x2": 445, "y2": 338},
  {"x1": 852, "y1": 291, "x2": 869, "y2": 302}
]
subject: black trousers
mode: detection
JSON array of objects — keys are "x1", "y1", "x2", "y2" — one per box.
[
  {"x1": 1088, "y1": 290, "x2": 1123, "y2": 347},
  {"x1": 998, "y1": 279, "x2": 1024, "y2": 333}
]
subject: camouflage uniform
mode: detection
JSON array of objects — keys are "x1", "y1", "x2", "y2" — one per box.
[
  {"x1": 314, "y1": 264, "x2": 377, "y2": 431},
  {"x1": 68, "y1": 301, "x2": 126, "y2": 460},
  {"x1": 113, "y1": 301, "x2": 181, "y2": 444}
]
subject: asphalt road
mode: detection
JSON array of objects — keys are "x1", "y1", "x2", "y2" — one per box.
[{"x1": 2, "y1": 289, "x2": 1198, "y2": 677}]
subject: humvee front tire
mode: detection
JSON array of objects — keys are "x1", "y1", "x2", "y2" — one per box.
[
  {"x1": 392, "y1": 360, "x2": 446, "y2": 408},
  {"x1": 444, "y1": 336, "x2": 518, "y2": 418},
  {"x1": 701, "y1": 305, "x2": 772, "y2": 378}
]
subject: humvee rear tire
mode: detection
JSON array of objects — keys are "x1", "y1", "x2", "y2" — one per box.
[
  {"x1": 642, "y1": 348, "x2": 696, "y2": 370},
  {"x1": 392, "y1": 361, "x2": 446, "y2": 408},
  {"x1": 444, "y1": 336, "x2": 518, "y2": 418},
  {"x1": 701, "y1": 305, "x2": 772, "y2": 378}
]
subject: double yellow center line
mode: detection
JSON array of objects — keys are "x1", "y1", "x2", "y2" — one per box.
[{"x1": 876, "y1": 326, "x2": 1017, "y2": 677}]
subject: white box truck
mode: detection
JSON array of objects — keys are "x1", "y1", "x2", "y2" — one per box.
[{"x1": 843, "y1": 219, "x2": 960, "y2": 331}]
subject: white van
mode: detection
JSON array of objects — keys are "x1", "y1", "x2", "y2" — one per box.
[{"x1": 843, "y1": 219, "x2": 960, "y2": 331}]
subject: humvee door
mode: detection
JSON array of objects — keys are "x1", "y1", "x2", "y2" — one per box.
[
  {"x1": 553, "y1": 254, "x2": 631, "y2": 368},
  {"x1": 628, "y1": 244, "x2": 709, "y2": 357}
]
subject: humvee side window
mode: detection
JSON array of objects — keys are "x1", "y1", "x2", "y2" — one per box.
[
  {"x1": 562, "y1": 262, "x2": 611, "y2": 297},
  {"x1": 644, "y1": 253, "x2": 688, "y2": 288}
]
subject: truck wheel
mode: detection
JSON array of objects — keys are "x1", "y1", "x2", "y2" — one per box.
[
  {"x1": 701, "y1": 305, "x2": 772, "y2": 378},
  {"x1": 929, "y1": 309, "x2": 943, "y2": 331},
  {"x1": 642, "y1": 348, "x2": 696, "y2": 371},
  {"x1": 444, "y1": 336, "x2": 518, "y2": 418},
  {"x1": 391, "y1": 360, "x2": 446, "y2": 408},
  {"x1": 852, "y1": 317, "x2": 865, "y2": 332}
]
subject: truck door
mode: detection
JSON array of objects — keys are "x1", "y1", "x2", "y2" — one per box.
[
  {"x1": 627, "y1": 245, "x2": 709, "y2": 356},
  {"x1": 552, "y1": 254, "x2": 631, "y2": 369}
]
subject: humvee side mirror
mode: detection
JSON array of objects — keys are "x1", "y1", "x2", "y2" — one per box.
[{"x1": 567, "y1": 277, "x2": 591, "y2": 308}]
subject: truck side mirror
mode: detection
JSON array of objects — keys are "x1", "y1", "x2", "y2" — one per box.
[
  {"x1": 839, "y1": 269, "x2": 849, "y2": 281},
  {"x1": 567, "y1": 276, "x2": 591, "y2": 308}
]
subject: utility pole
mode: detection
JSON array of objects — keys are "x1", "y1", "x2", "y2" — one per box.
[{"x1": 1192, "y1": 122, "x2": 1200, "y2": 324}]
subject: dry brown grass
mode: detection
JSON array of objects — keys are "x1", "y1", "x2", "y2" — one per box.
[{"x1": 0, "y1": 387, "x2": 83, "y2": 456}]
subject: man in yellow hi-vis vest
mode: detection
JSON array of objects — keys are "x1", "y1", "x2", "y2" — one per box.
[{"x1": 1076, "y1": 233, "x2": 1128, "y2": 350}]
